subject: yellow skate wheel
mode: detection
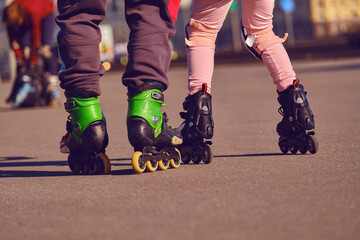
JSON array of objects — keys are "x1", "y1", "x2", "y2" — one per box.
[
  {"x1": 97, "y1": 153, "x2": 111, "y2": 174},
  {"x1": 68, "y1": 153, "x2": 81, "y2": 174},
  {"x1": 82, "y1": 164, "x2": 91, "y2": 174},
  {"x1": 132, "y1": 151, "x2": 146, "y2": 173},
  {"x1": 146, "y1": 159, "x2": 158, "y2": 172},
  {"x1": 169, "y1": 148, "x2": 181, "y2": 168},
  {"x1": 158, "y1": 159, "x2": 170, "y2": 170}
]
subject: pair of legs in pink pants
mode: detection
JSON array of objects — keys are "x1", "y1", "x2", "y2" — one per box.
[{"x1": 186, "y1": 0, "x2": 296, "y2": 95}]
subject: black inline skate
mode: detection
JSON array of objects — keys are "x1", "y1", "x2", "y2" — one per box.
[
  {"x1": 60, "y1": 97, "x2": 111, "y2": 174},
  {"x1": 178, "y1": 83, "x2": 214, "y2": 164},
  {"x1": 127, "y1": 82, "x2": 182, "y2": 173},
  {"x1": 277, "y1": 79, "x2": 318, "y2": 154}
]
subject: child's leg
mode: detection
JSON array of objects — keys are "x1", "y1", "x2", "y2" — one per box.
[
  {"x1": 242, "y1": 0, "x2": 295, "y2": 92},
  {"x1": 186, "y1": 0, "x2": 233, "y2": 95}
]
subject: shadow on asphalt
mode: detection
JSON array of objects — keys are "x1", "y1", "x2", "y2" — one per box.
[
  {"x1": 0, "y1": 170, "x2": 72, "y2": 178},
  {"x1": 0, "y1": 156, "x2": 135, "y2": 178},
  {"x1": 296, "y1": 62, "x2": 360, "y2": 74},
  {"x1": 0, "y1": 157, "x2": 70, "y2": 178},
  {"x1": 214, "y1": 153, "x2": 285, "y2": 158},
  {"x1": 0, "y1": 154, "x2": 292, "y2": 178}
]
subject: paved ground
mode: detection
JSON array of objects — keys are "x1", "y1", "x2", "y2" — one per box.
[{"x1": 1, "y1": 57, "x2": 360, "y2": 240}]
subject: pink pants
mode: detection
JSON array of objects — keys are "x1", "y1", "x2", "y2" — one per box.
[{"x1": 187, "y1": 0, "x2": 296, "y2": 95}]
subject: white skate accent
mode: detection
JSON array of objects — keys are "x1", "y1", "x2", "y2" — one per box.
[
  {"x1": 60, "y1": 145, "x2": 70, "y2": 154},
  {"x1": 201, "y1": 106, "x2": 209, "y2": 111},
  {"x1": 245, "y1": 34, "x2": 256, "y2": 47},
  {"x1": 172, "y1": 136, "x2": 183, "y2": 145},
  {"x1": 296, "y1": 97, "x2": 304, "y2": 104}
]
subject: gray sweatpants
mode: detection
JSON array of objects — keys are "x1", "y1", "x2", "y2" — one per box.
[{"x1": 56, "y1": 0, "x2": 179, "y2": 98}]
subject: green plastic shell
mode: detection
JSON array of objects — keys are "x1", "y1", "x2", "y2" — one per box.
[
  {"x1": 127, "y1": 89, "x2": 163, "y2": 138},
  {"x1": 66, "y1": 97, "x2": 104, "y2": 143}
]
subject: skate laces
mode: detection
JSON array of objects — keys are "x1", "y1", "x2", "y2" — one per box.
[
  {"x1": 163, "y1": 112, "x2": 175, "y2": 130},
  {"x1": 278, "y1": 107, "x2": 284, "y2": 116},
  {"x1": 66, "y1": 115, "x2": 73, "y2": 133}
]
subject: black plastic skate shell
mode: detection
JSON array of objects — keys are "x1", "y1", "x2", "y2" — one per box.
[
  {"x1": 179, "y1": 83, "x2": 214, "y2": 164},
  {"x1": 277, "y1": 79, "x2": 318, "y2": 155},
  {"x1": 60, "y1": 117, "x2": 111, "y2": 174}
]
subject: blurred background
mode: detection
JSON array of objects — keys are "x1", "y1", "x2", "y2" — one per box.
[{"x1": 1, "y1": 0, "x2": 360, "y2": 82}]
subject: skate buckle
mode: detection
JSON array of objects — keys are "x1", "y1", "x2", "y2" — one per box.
[
  {"x1": 64, "y1": 100, "x2": 76, "y2": 110},
  {"x1": 152, "y1": 115, "x2": 159, "y2": 124}
]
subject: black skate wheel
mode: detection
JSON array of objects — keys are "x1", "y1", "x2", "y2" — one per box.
[
  {"x1": 299, "y1": 144, "x2": 308, "y2": 154},
  {"x1": 169, "y1": 148, "x2": 181, "y2": 168},
  {"x1": 307, "y1": 135, "x2": 319, "y2": 154},
  {"x1": 181, "y1": 152, "x2": 191, "y2": 164},
  {"x1": 132, "y1": 151, "x2": 146, "y2": 173},
  {"x1": 202, "y1": 144, "x2": 213, "y2": 164},
  {"x1": 146, "y1": 159, "x2": 158, "y2": 172},
  {"x1": 290, "y1": 145, "x2": 299, "y2": 154},
  {"x1": 279, "y1": 144, "x2": 289, "y2": 154},
  {"x1": 158, "y1": 159, "x2": 170, "y2": 170},
  {"x1": 279, "y1": 137, "x2": 289, "y2": 154},
  {"x1": 192, "y1": 153, "x2": 202, "y2": 164}
]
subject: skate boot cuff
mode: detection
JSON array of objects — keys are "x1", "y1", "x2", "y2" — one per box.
[
  {"x1": 127, "y1": 81, "x2": 166, "y2": 98},
  {"x1": 64, "y1": 97, "x2": 105, "y2": 136}
]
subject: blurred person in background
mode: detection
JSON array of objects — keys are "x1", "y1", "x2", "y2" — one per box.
[{"x1": 2, "y1": 0, "x2": 59, "y2": 107}]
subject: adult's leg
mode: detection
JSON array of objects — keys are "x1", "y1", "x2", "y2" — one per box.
[
  {"x1": 56, "y1": 0, "x2": 111, "y2": 174},
  {"x1": 123, "y1": 0, "x2": 183, "y2": 153},
  {"x1": 56, "y1": 0, "x2": 106, "y2": 98},
  {"x1": 122, "y1": 0, "x2": 180, "y2": 94}
]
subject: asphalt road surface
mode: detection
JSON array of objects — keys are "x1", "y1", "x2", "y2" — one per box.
[{"x1": 1, "y1": 57, "x2": 360, "y2": 240}]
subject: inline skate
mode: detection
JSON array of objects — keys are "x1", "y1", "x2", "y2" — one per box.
[
  {"x1": 60, "y1": 97, "x2": 111, "y2": 174},
  {"x1": 277, "y1": 79, "x2": 318, "y2": 154},
  {"x1": 178, "y1": 83, "x2": 214, "y2": 164},
  {"x1": 127, "y1": 82, "x2": 182, "y2": 173}
]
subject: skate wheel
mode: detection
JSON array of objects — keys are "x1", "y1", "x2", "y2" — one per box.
[
  {"x1": 192, "y1": 153, "x2": 202, "y2": 164},
  {"x1": 181, "y1": 152, "x2": 191, "y2": 164},
  {"x1": 299, "y1": 144, "x2": 308, "y2": 154},
  {"x1": 132, "y1": 151, "x2": 146, "y2": 173},
  {"x1": 290, "y1": 145, "x2": 299, "y2": 154},
  {"x1": 82, "y1": 164, "x2": 91, "y2": 174},
  {"x1": 307, "y1": 135, "x2": 319, "y2": 154},
  {"x1": 94, "y1": 153, "x2": 111, "y2": 174},
  {"x1": 169, "y1": 148, "x2": 181, "y2": 168},
  {"x1": 68, "y1": 153, "x2": 81, "y2": 174},
  {"x1": 158, "y1": 159, "x2": 170, "y2": 170},
  {"x1": 146, "y1": 159, "x2": 158, "y2": 172},
  {"x1": 202, "y1": 144, "x2": 213, "y2": 164},
  {"x1": 279, "y1": 140, "x2": 289, "y2": 154}
]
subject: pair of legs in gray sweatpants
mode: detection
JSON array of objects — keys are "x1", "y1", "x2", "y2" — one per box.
[
  {"x1": 57, "y1": 0, "x2": 183, "y2": 174},
  {"x1": 57, "y1": 0, "x2": 179, "y2": 97}
]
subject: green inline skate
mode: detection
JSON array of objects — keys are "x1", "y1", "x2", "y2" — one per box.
[
  {"x1": 60, "y1": 97, "x2": 111, "y2": 174},
  {"x1": 127, "y1": 83, "x2": 182, "y2": 173}
]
